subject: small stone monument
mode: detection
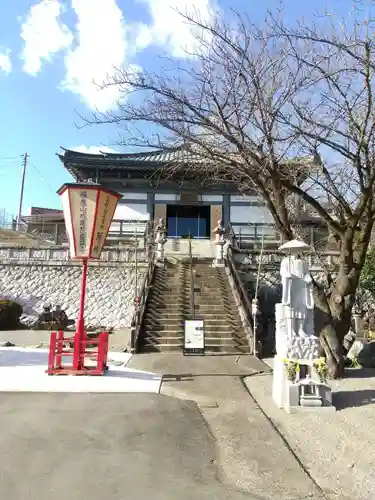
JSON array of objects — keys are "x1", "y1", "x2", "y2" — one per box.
[
  {"x1": 272, "y1": 239, "x2": 335, "y2": 413},
  {"x1": 212, "y1": 220, "x2": 225, "y2": 267},
  {"x1": 155, "y1": 218, "x2": 167, "y2": 263}
]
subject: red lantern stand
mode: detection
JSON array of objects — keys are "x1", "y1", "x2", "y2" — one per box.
[
  {"x1": 46, "y1": 183, "x2": 121, "y2": 376},
  {"x1": 46, "y1": 259, "x2": 109, "y2": 375}
]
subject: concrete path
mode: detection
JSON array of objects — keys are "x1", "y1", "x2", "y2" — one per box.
[{"x1": 128, "y1": 354, "x2": 326, "y2": 500}]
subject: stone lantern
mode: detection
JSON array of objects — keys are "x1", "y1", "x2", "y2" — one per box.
[
  {"x1": 155, "y1": 217, "x2": 167, "y2": 262},
  {"x1": 212, "y1": 220, "x2": 225, "y2": 267}
]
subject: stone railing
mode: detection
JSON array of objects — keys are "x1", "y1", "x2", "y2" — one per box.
[
  {"x1": 0, "y1": 246, "x2": 147, "y2": 263},
  {"x1": 233, "y1": 248, "x2": 340, "y2": 271}
]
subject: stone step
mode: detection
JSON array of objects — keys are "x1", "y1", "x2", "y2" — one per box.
[
  {"x1": 143, "y1": 323, "x2": 244, "y2": 333},
  {"x1": 148, "y1": 301, "x2": 230, "y2": 308},
  {"x1": 144, "y1": 317, "x2": 243, "y2": 325},
  {"x1": 139, "y1": 258, "x2": 250, "y2": 354},
  {"x1": 193, "y1": 306, "x2": 239, "y2": 313},
  {"x1": 143, "y1": 330, "x2": 247, "y2": 340},
  {"x1": 143, "y1": 337, "x2": 183, "y2": 345},
  {"x1": 148, "y1": 302, "x2": 235, "y2": 309},
  {"x1": 140, "y1": 344, "x2": 251, "y2": 354},
  {"x1": 143, "y1": 329, "x2": 184, "y2": 336}
]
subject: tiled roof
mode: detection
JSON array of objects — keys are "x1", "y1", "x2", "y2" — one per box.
[
  {"x1": 30, "y1": 207, "x2": 63, "y2": 215},
  {"x1": 59, "y1": 146, "x2": 206, "y2": 165},
  {"x1": 58, "y1": 146, "x2": 316, "y2": 183}
]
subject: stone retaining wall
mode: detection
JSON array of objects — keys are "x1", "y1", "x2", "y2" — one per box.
[{"x1": 0, "y1": 262, "x2": 146, "y2": 329}]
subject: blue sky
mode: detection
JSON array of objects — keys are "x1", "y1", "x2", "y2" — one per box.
[{"x1": 0, "y1": 0, "x2": 360, "y2": 217}]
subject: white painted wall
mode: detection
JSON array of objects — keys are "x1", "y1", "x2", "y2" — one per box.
[
  {"x1": 201, "y1": 194, "x2": 223, "y2": 202},
  {"x1": 230, "y1": 205, "x2": 273, "y2": 224},
  {"x1": 114, "y1": 203, "x2": 149, "y2": 220},
  {"x1": 231, "y1": 225, "x2": 278, "y2": 239},
  {"x1": 120, "y1": 192, "x2": 147, "y2": 200},
  {"x1": 111, "y1": 203, "x2": 149, "y2": 233},
  {"x1": 155, "y1": 193, "x2": 180, "y2": 201},
  {"x1": 230, "y1": 195, "x2": 260, "y2": 202}
]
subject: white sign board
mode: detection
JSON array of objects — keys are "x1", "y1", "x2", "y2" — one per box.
[{"x1": 184, "y1": 320, "x2": 204, "y2": 354}]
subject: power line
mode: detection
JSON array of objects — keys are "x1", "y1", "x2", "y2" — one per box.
[
  {"x1": 0, "y1": 156, "x2": 23, "y2": 161},
  {"x1": 0, "y1": 160, "x2": 22, "y2": 168},
  {"x1": 29, "y1": 160, "x2": 54, "y2": 194}
]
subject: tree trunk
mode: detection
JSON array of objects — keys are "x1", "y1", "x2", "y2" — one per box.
[
  {"x1": 314, "y1": 286, "x2": 352, "y2": 379},
  {"x1": 319, "y1": 322, "x2": 345, "y2": 378}
]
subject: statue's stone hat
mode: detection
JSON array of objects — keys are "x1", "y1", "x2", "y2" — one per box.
[{"x1": 278, "y1": 239, "x2": 311, "y2": 253}]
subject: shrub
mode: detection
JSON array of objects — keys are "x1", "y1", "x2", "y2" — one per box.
[{"x1": 0, "y1": 300, "x2": 23, "y2": 330}]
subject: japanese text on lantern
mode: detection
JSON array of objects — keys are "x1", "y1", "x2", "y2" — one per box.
[
  {"x1": 79, "y1": 191, "x2": 88, "y2": 254},
  {"x1": 93, "y1": 195, "x2": 110, "y2": 254}
]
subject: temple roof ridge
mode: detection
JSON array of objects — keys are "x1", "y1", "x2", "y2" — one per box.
[{"x1": 59, "y1": 145, "x2": 194, "y2": 162}]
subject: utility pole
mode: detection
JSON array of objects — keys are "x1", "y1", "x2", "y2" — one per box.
[{"x1": 16, "y1": 153, "x2": 28, "y2": 231}]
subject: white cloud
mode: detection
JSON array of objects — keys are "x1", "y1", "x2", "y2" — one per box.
[
  {"x1": 62, "y1": 0, "x2": 129, "y2": 111},
  {"x1": 0, "y1": 51, "x2": 12, "y2": 74},
  {"x1": 20, "y1": 0, "x2": 73, "y2": 75},
  {"x1": 136, "y1": 0, "x2": 216, "y2": 57},
  {"x1": 18, "y1": 0, "x2": 217, "y2": 110},
  {"x1": 71, "y1": 145, "x2": 118, "y2": 154}
]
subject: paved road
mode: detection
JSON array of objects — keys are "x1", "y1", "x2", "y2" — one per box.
[{"x1": 0, "y1": 393, "x2": 259, "y2": 500}]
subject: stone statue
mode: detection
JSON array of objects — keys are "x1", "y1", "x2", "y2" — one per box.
[
  {"x1": 280, "y1": 251, "x2": 314, "y2": 337},
  {"x1": 40, "y1": 303, "x2": 53, "y2": 323},
  {"x1": 52, "y1": 305, "x2": 74, "y2": 328},
  {"x1": 276, "y1": 240, "x2": 317, "y2": 355},
  {"x1": 272, "y1": 239, "x2": 335, "y2": 412},
  {"x1": 35, "y1": 304, "x2": 74, "y2": 330}
]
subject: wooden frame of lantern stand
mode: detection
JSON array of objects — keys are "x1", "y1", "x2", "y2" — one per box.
[{"x1": 46, "y1": 183, "x2": 122, "y2": 376}]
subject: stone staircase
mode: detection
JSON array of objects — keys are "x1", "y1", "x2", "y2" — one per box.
[{"x1": 139, "y1": 259, "x2": 251, "y2": 354}]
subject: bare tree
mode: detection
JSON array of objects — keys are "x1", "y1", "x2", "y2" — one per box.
[{"x1": 83, "y1": 6, "x2": 375, "y2": 377}]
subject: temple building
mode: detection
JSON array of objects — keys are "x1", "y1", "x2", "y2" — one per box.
[{"x1": 56, "y1": 147, "x2": 322, "y2": 245}]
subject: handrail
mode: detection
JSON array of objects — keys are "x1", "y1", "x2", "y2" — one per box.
[
  {"x1": 227, "y1": 223, "x2": 239, "y2": 249},
  {"x1": 130, "y1": 220, "x2": 156, "y2": 352},
  {"x1": 226, "y1": 244, "x2": 255, "y2": 354},
  {"x1": 188, "y1": 234, "x2": 196, "y2": 320}
]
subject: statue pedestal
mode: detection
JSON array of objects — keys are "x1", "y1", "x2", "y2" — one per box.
[
  {"x1": 155, "y1": 241, "x2": 165, "y2": 262},
  {"x1": 272, "y1": 303, "x2": 335, "y2": 413},
  {"x1": 212, "y1": 240, "x2": 225, "y2": 267},
  {"x1": 154, "y1": 223, "x2": 167, "y2": 263}
]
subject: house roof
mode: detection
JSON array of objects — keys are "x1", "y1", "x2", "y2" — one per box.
[
  {"x1": 29, "y1": 207, "x2": 63, "y2": 215},
  {"x1": 21, "y1": 214, "x2": 65, "y2": 223}
]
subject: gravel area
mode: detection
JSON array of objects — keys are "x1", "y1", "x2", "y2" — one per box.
[{"x1": 244, "y1": 365, "x2": 375, "y2": 500}]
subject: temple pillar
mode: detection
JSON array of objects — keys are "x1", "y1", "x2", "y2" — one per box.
[
  {"x1": 223, "y1": 194, "x2": 230, "y2": 227},
  {"x1": 147, "y1": 192, "x2": 155, "y2": 221}
]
